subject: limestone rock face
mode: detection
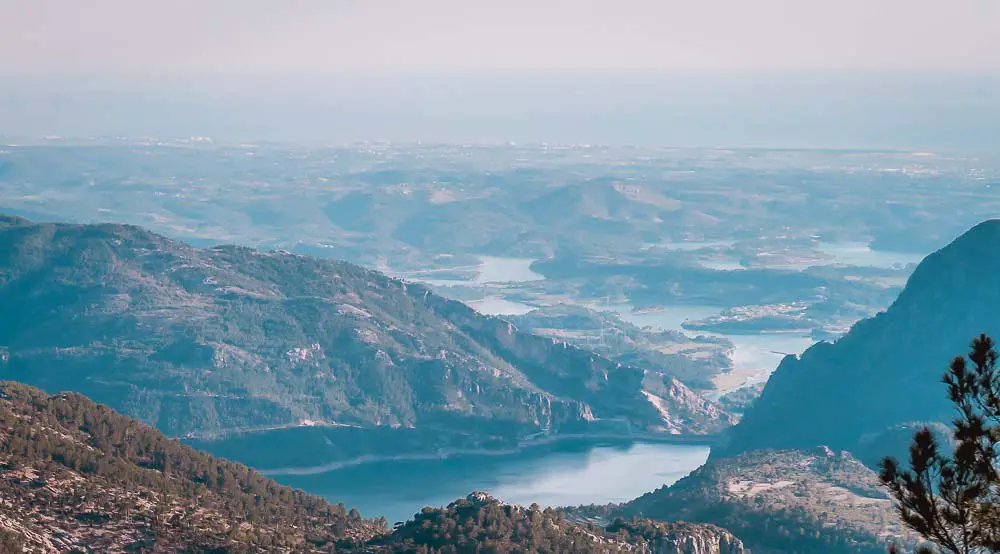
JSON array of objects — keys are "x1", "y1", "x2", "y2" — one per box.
[
  {"x1": 642, "y1": 525, "x2": 746, "y2": 554},
  {"x1": 620, "y1": 448, "x2": 919, "y2": 554}
]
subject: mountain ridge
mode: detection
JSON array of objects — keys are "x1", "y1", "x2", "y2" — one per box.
[
  {"x1": 713, "y1": 219, "x2": 1000, "y2": 464},
  {"x1": 0, "y1": 214, "x2": 732, "y2": 468},
  {"x1": 0, "y1": 380, "x2": 386, "y2": 552}
]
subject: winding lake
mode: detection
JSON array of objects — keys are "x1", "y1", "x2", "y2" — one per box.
[
  {"x1": 326, "y1": 246, "x2": 925, "y2": 524},
  {"x1": 273, "y1": 439, "x2": 709, "y2": 524},
  {"x1": 816, "y1": 241, "x2": 924, "y2": 269},
  {"x1": 402, "y1": 256, "x2": 543, "y2": 315},
  {"x1": 408, "y1": 256, "x2": 817, "y2": 376},
  {"x1": 605, "y1": 303, "x2": 726, "y2": 336},
  {"x1": 607, "y1": 303, "x2": 815, "y2": 378},
  {"x1": 310, "y1": 254, "x2": 836, "y2": 524},
  {"x1": 413, "y1": 256, "x2": 544, "y2": 289}
]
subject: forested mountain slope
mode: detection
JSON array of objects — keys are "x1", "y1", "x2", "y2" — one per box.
[
  {"x1": 0, "y1": 381, "x2": 384, "y2": 552},
  {"x1": 0, "y1": 215, "x2": 731, "y2": 467},
  {"x1": 0, "y1": 381, "x2": 744, "y2": 553}
]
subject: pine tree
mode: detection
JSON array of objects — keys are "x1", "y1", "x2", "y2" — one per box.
[{"x1": 881, "y1": 334, "x2": 1000, "y2": 554}]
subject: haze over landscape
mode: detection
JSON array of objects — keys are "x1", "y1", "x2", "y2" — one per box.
[
  {"x1": 3, "y1": 1, "x2": 1000, "y2": 148},
  {"x1": 2, "y1": 1, "x2": 1000, "y2": 553}
]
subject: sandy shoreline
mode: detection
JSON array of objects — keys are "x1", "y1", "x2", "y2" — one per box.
[{"x1": 712, "y1": 367, "x2": 771, "y2": 393}]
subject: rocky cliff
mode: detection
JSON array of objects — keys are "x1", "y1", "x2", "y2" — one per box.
[
  {"x1": 713, "y1": 220, "x2": 1000, "y2": 465},
  {"x1": 635, "y1": 523, "x2": 746, "y2": 554},
  {"x1": 615, "y1": 447, "x2": 917, "y2": 554}
]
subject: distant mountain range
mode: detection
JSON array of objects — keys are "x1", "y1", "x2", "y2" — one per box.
[
  {"x1": 3, "y1": 143, "x2": 993, "y2": 273},
  {"x1": 0, "y1": 215, "x2": 731, "y2": 469},
  {"x1": 714, "y1": 219, "x2": 1000, "y2": 466}
]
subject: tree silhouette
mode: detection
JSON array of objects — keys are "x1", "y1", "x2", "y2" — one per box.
[{"x1": 881, "y1": 334, "x2": 1000, "y2": 554}]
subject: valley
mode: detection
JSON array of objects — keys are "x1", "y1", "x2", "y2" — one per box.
[
  {"x1": 5, "y1": 6, "x2": 1000, "y2": 551},
  {"x1": 2, "y1": 140, "x2": 999, "y2": 552},
  {"x1": 0, "y1": 380, "x2": 737, "y2": 553},
  {"x1": 389, "y1": 252, "x2": 883, "y2": 398},
  {"x1": 0, "y1": 215, "x2": 733, "y2": 465},
  {"x1": 4, "y1": 144, "x2": 992, "y2": 407}
]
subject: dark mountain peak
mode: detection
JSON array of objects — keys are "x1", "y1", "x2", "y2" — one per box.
[
  {"x1": 904, "y1": 218, "x2": 1000, "y2": 271},
  {"x1": 910, "y1": 218, "x2": 1000, "y2": 260},
  {"x1": 714, "y1": 220, "x2": 1000, "y2": 464},
  {"x1": 892, "y1": 218, "x2": 1000, "y2": 303},
  {"x1": 949, "y1": 218, "x2": 1000, "y2": 243}
]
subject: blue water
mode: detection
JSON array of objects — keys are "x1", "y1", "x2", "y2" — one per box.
[
  {"x1": 605, "y1": 302, "x2": 814, "y2": 384},
  {"x1": 816, "y1": 241, "x2": 924, "y2": 269},
  {"x1": 605, "y1": 303, "x2": 726, "y2": 335},
  {"x1": 272, "y1": 440, "x2": 709, "y2": 524},
  {"x1": 400, "y1": 256, "x2": 543, "y2": 315}
]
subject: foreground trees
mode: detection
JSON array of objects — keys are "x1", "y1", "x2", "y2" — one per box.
[{"x1": 881, "y1": 334, "x2": 1000, "y2": 554}]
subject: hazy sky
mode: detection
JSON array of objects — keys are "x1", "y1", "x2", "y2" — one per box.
[
  {"x1": 3, "y1": 0, "x2": 999, "y2": 74},
  {"x1": 2, "y1": 1, "x2": 999, "y2": 148}
]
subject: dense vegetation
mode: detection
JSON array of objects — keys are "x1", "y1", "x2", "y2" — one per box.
[
  {"x1": 0, "y1": 215, "x2": 730, "y2": 470},
  {"x1": 881, "y1": 334, "x2": 1000, "y2": 554},
  {"x1": 375, "y1": 492, "x2": 744, "y2": 553},
  {"x1": 0, "y1": 381, "x2": 747, "y2": 553},
  {"x1": 379, "y1": 494, "x2": 606, "y2": 552},
  {"x1": 0, "y1": 380, "x2": 384, "y2": 552},
  {"x1": 715, "y1": 220, "x2": 1000, "y2": 466}
]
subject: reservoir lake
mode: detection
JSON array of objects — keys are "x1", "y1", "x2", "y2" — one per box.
[
  {"x1": 329, "y1": 247, "x2": 918, "y2": 522},
  {"x1": 273, "y1": 439, "x2": 710, "y2": 524}
]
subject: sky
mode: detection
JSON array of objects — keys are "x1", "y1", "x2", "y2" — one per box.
[
  {"x1": 3, "y1": 0, "x2": 999, "y2": 74},
  {"x1": 1, "y1": 1, "x2": 999, "y2": 148}
]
